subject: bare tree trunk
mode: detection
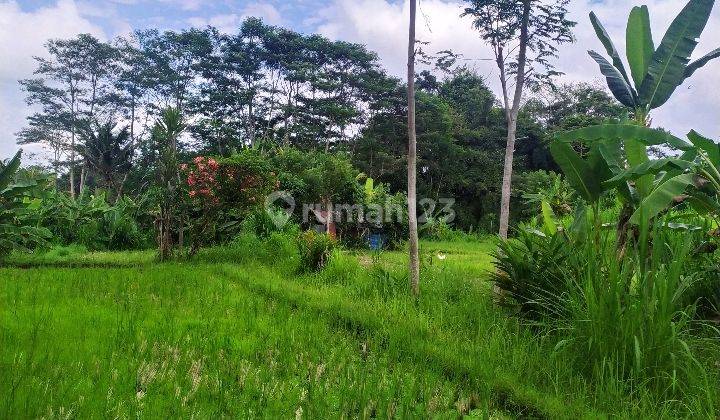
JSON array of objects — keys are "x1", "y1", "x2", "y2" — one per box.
[
  {"x1": 498, "y1": 117, "x2": 517, "y2": 239},
  {"x1": 79, "y1": 165, "x2": 87, "y2": 196},
  {"x1": 248, "y1": 94, "x2": 256, "y2": 147},
  {"x1": 497, "y1": 0, "x2": 531, "y2": 240},
  {"x1": 69, "y1": 130, "x2": 76, "y2": 199},
  {"x1": 407, "y1": 0, "x2": 420, "y2": 297}
]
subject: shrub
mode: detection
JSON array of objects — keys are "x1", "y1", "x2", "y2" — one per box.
[
  {"x1": 514, "y1": 170, "x2": 576, "y2": 220},
  {"x1": 181, "y1": 152, "x2": 278, "y2": 255},
  {"x1": 37, "y1": 191, "x2": 152, "y2": 251},
  {"x1": 297, "y1": 230, "x2": 336, "y2": 272},
  {"x1": 490, "y1": 230, "x2": 577, "y2": 320},
  {"x1": 241, "y1": 207, "x2": 299, "y2": 239}
]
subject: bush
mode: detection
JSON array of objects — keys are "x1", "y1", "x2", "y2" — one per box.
[
  {"x1": 241, "y1": 207, "x2": 299, "y2": 239},
  {"x1": 297, "y1": 230, "x2": 336, "y2": 272},
  {"x1": 37, "y1": 191, "x2": 152, "y2": 251},
  {"x1": 0, "y1": 153, "x2": 53, "y2": 260},
  {"x1": 490, "y1": 230, "x2": 577, "y2": 320}
]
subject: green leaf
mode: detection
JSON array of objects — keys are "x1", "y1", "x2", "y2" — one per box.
[
  {"x1": 590, "y1": 12, "x2": 636, "y2": 93},
  {"x1": 686, "y1": 191, "x2": 720, "y2": 215},
  {"x1": 684, "y1": 47, "x2": 720, "y2": 79},
  {"x1": 0, "y1": 151, "x2": 22, "y2": 192},
  {"x1": 541, "y1": 200, "x2": 558, "y2": 236},
  {"x1": 364, "y1": 177, "x2": 374, "y2": 198},
  {"x1": 626, "y1": 6, "x2": 655, "y2": 87},
  {"x1": 624, "y1": 138, "x2": 653, "y2": 198},
  {"x1": 588, "y1": 50, "x2": 636, "y2": 107},
  {"x1": 569, "y1": 201, "x2": 590, "y2": 242},
  {"x1": 639, "y1": 0, "x2": 715, "y2": 109},
  {"x1": 604, "y1": 158, "x2": 693, "y2": 187},
  {"x1": 687, "y1": 129, "x2": 720, "y2": 165},
  {"x1": 556, "y1": 124, "x2": 692, "y2": 150},
  {"x1": 629, "y1": 173, "x2": 697, "y2": 224},
  {"x1": 549, "y1": 141, "x2": 603, "y2": 203}
]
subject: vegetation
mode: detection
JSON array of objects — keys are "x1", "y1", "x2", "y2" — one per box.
[{"x1": 3, "y1": 0, "x2": 720, "y2": 417}]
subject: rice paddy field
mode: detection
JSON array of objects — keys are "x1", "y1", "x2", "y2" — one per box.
[{"x1": 0, "y1": 237, "x2": 714, "y2": 418}]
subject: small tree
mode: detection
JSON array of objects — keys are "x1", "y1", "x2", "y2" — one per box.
[
  {"x1": 151, "y1": 107, "x2": 184, "y2": 260},
  {"x1": 462, "y1": 0, "x2": 575, "y2": 238}
]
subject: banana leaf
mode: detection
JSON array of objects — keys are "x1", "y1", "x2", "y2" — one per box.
[
  {"x1": 638, "y1": 0, "x2": 715, "y2": 109},
  {"x1": 0, "y1": 151, "x2": 22, "y2": 192},
  {"x1": 626, "y1": 6, "x2": 655, "y2": 87},
  {"x1": 590, "y1": 12, "x2": 636, "y2": 94},
  {"x1": 588, "y1": 50, "x2": 636, "y2": 107},
  {"x1": 556, "y1": 124, "x2": 692, "y2": 151},
  {"x1": 603, "y1": 158, "x2": 694, "y2": 187},
  {"x1": 549, "y1": 141, "x2": 603, "y2": 203},
  {"x1": 684, "y1": 47, "x2": 720, "y2": 79},
  {"x1": 630, "y1": 173, "x2": 697, "y2": 224},
  {"x1": 688, "y1": 129, "x2": 720, "y2": 165}
]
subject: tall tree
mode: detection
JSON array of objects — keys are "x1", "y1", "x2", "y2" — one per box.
[
  {"x1": 407, "y1": 0, "x2": 420, "y2": 296},
  {"x1": 462, "y1": 0, "x2": 574, "y2": 238},
  {"x1": 18, "y1": 34, "x2": 119, "y2": 198}
]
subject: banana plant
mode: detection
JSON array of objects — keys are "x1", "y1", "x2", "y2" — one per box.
[
  {"x1": 0, "y1": 150, "x2": 51, "y2": 259},
  {"x1": 550, "y1": 125, "x2": 701, "y2": 254},
  {"x1": 589, "y1": 0, "x2": 719, "y2": 121},
  {"x1": 579, "y1": 129, "x2": 720, "y2": 226}
]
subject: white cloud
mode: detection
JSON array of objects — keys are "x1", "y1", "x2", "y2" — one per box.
[
  {"x1": 0, "y1": 0, "x2": 107, "y2": 160},
  {"x1": 187, "y1": 2, "x2": 283, "y2": 34},
  {"x1": 158, "y1": 0, "x2": 203, "y2": 12},
  {"x1": 241, "y1": 2, "x2": 283, "y2": 26},
  {"x1": 315, "y1": 0, "x2": 720, "y2": 140},
  {"x1": 187, "y1": 13, "x2": 242, "y2": 33}
]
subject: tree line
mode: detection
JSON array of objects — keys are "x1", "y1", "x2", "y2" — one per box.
[{"x1": 17, "y1": 16, "x2": 624, "y2": 231}]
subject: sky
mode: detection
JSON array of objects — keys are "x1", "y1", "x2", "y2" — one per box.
[{"x1": 1, "y1": 0, "x2": 719, "y2": 161}]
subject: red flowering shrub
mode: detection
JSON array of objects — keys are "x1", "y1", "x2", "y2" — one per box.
[
  {"x1": 180, "y1": 151, "x2": 278, "y2": 256},
  {"x1": 184, "y1": 156, "x2": 220, "y2": 205}
]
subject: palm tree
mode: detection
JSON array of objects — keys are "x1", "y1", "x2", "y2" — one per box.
[{"x1": 76, "y1": 121, "x2": 134, "y2": 201}]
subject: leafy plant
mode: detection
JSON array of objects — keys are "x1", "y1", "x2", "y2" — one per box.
[
  {"x1": 589, "y1": 0, "x2": 718, "y2": 115},
  {"x1": 76, "y1": 121, "x2": 134, "y2": 201},
  {"x1": 491, "y1": 230, "x2": 577, "y2": 320},
  {"x1": 297, "y1": 230, "x2": 336, "y2": 272},
  {"x1": 0, "y1": 151, "x2": 51, "y2": 259}
]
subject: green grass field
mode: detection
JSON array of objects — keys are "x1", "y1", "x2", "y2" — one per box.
[{"x1": 0, "y1": 238, "x2": 711, "y2": 418}]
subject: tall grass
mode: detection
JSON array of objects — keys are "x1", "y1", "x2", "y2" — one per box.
[{"x1": 493, "y1": 220, "x2": 720, "y2": 416}]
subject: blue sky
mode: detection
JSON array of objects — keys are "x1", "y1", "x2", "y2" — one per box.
[{"x1": 1, "y1": 0, "x2": 719, "y2": 161}]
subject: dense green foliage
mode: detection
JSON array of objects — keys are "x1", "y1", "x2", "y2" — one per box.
[
  {"x1": 0, "y1": 151, "x2": 51, "y2": 259},
  {"x1": 3, "y1": 1, "x2": 720, "y2": 417}
]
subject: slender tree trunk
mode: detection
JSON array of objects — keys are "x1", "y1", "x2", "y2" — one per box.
[
  {"x1": 497, "y1": 0, "x2": 531, "y2": 240},
  {"x1": 248, "y1": 93, "x2": 256, "y2": 147},
  {"x1": 407, "y1": 0, "x2": 420, "y2": 296},
  {"x1": 79, "y1": 165, "x2": 87, "y2": 196},
  {"x1": 498, "y1": 117, "x2": 518, "y2": 238},
  {"x1": 130, "y1": 97, "x2": 136, "y2": 146},
  {"x1": 69, "y1": 129, "x2": 76, "y2": 199}
]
